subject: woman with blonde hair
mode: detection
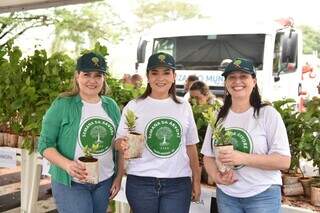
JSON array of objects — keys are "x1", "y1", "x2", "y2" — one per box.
[
  {"x1": 38, "y1": 52, "x2": 124, "y2": 213},
  {"x1": 189, "y1": 80, "x2": 215, "y2": 105}
]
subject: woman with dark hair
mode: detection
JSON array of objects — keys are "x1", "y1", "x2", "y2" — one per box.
[
  {"x1": 38, "y1": 52, "x2": 124, "y2": 213},
  {"x1": 201, "y1": 58, "x2": 291, "y2": 213},
  {"x1": 183, "y1": 74, "x2": 199, "y2": 100},
  {"x1": 115, "y1": 52, "x2": 201, "y2": 213}
]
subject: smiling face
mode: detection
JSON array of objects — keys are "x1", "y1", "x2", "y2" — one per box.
[
  {"x1": 225, "y1": 71, "x2": 256, "y2": 101},
  {"x1": 147, "y1": 67, "x2": 176, "y2": 99},
  {"x1": 76, "y1": 71, "x2": 104, "y2": 101}
]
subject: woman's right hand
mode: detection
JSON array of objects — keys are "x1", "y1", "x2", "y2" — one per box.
[
  {"x1": 214, "y1": 170, "x2": 238, "y2": 185},
  {"x1": 65, "y1": 160, "x2": 87, "y2": 181}
]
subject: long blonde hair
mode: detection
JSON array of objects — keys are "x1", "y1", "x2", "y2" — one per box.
[{"x1": 59, "y1": 72, "x2": 107, "y2": 97}]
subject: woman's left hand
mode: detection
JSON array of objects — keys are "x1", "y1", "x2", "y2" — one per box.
[
  {"x1": 109, "y1": 175, "x2": 122, "y2": 200},
  {"x1": 218, "y1": 149, "x2": 247, "y2": 166},
  {"x1": 191, "y1": 180, "x2": 201, "y2": 202}
]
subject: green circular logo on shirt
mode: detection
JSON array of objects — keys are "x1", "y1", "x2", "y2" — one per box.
[
  {"x1": 79, "y1": 117, "x2": 115, "y2": 155},
  {"x1": 228, "y1": 127, "x2": 253, "y2": 169},
  {"x1": 145, "y1": 117, "x2": 182, "y2": 158}
]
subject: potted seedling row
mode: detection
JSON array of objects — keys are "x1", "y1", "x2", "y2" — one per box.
[
  {"x1": 125, "y1": 109, "x2": 144, "y2": 159},
  {"x1": 78, "y1": 144, "x2": 100, "y2": 184}
]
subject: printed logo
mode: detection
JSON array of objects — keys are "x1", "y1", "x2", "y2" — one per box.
[
  {"x1": 79, "y1": 117, "x2": 115, "y2": 155},
  {"x1": 91, "y1": 57, "x2": 100, "y2": 67},
  {"x1": 233, "y1": 59, "x2": 242, "y2": 67},
  {"x1": 158, "y1": 54, "x2": 166, "y2": 63},
  {"x1": 145, "y1": 117, "x2": 182, "y2": 158},
  {"x1": 228, "y1": 127, "x2": 253, "y2": 169}
]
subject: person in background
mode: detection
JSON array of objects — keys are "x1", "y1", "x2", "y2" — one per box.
[
  {"x1": 115, "y1": 52, "x2": 201, "y2": 213},
  {"x1": 130, "y1": 74, "x2": 143, "y2": 89},
  {"x1": 201, "y1": 58, "x2": 291, "y2": 213},
  {"x1": 38, "y1": 52, "x2": 124, "y2": 213},
  {"x1": 184, "y1": 74, "x2": 199, "y2": 100},
  {"x1": 189, "y1": 80, "x2": 216, "y2": 105},
  {"x1": 120, "y1": 74, "x2": 132, "y2": 84}
]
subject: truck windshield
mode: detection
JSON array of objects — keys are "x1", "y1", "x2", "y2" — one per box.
[{"x1": 153, "y1": 34, "x2": 265, "y2": 70}]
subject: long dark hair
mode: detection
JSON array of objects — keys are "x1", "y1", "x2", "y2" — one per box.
[
  {"x1": 215, "y1": 80, "x2": 270, "y2": 125},
  {"x1": 138, "y1": 70, "x2": 181, "y2": 104}
]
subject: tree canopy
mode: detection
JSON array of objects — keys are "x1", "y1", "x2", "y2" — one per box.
[
  {"x1": 0, "y1": 12, "x2": 53, "y2": 48},
  {"x1": 134, "y1": 0, "x2": 204, "y2": 32},
  {"x1": 299, "y1": 25, "x2": 320, "y2": 55}
]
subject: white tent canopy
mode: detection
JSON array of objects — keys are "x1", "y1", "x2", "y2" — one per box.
[{"x1": 0, "y1": 0, "x2": 93, "y2": 13}]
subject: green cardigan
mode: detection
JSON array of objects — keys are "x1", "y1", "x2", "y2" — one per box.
[{"x1": 38, "y1": 95, "x2": 120, "y2": 186}]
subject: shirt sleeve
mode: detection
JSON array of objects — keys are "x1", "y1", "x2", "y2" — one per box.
[
  {"x1": 37, "y1": 98, "x2": 63, "y2": 156},
  {"x1": 200, "y1": 126, "x2": 215, "y2": 157},
  {"x1": 115, "y1": 101, "x2": 131, "y2": 139},
  {"x1": 185, "y1": 102, "x2": 199, "y2": 145},
  {"x1": 264, "y1": 107, "x2": 291, "y2": 156}
]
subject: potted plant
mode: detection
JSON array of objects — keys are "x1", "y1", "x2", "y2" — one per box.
[
  {"x1": 213, "y1": 124, "x2": 234, "y2": 173},
  {"x1": 125, "y1": 109, "x2": 144, "y2": 159},
  {"x1": 311, "y1": 176, "x2": 320, "y2": 207},
  {"x1": 78, "y1": 144, "x2": 100, "y2": 184},
  {"x1": 273, "y1": 99, "x2": 307, "y2": 196},
  {"x1": 203, "y1": 109, "x2": 233, "y2": 173},
  {"x1": 299, "y1": 97, "x2": 320, "y2": 205},
  {"x1": 191, "y1": 99, "x2": 221, "y2": 184}
]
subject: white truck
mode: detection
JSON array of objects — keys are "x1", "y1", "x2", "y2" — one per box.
[{"x1": 135, "y1": 19, "x2": 303, "y2": 101}]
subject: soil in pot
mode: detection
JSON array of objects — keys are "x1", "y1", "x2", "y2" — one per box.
[
  {"x1": 214, "y1": 144, "x2": 233, "y2": 173},
  {"x1": 78, "y1": 156, "x2": 99, "y2": 184},
  {"x1": 126, "y1": 132, "x2": 144, "y2": 159}
]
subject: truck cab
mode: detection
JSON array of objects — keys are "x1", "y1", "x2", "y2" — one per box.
[{"x1": 136, "y1": 19, "x2": 302, "y2": 101}]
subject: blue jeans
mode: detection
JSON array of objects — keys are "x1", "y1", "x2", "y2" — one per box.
[
  {"x1": 216, "y1": 185, "x2": 281, "y2": 213},
  {"x1": 126, "y1": 175, "x2": 192, "y2": 213},
  {"x1": 51, "y1": 177, "x2": 113, "y2": 213}
]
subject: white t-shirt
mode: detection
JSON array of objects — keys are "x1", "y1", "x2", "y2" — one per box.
[
  {"x1": 201, "y1": 106, "x2": 290, "y2": 197},
  {"x1": 74, "y1": 100, "x2": 115, "y2": 182},
  {"x1": 116, "y1": 96, "x2": 199, "y2": 178},
  {"x1": 183, "y1": 92, "x2": 190, "y2": 101}
]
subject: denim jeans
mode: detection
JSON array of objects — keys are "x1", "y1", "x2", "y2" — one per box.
[
  {"x1": 51, "y1": 177, "x2": 113, "y2": 213},
  {"x1": 216, "y1": 185, "x2": 281, "y2": 213},
  {"x1": 126, "y1": 175, "x2": 192, "y2": 213}
]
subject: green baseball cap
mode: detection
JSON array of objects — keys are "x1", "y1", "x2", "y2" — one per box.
[
  {"x1": 222, "y1": 58, "x2": 256, "y2": 77},
  {"x1": 147, "y1": 52, "x2": 176, "y2": 71},
  {"x1": 76, "y1": 52, "x2": 107, "y2": 73}
]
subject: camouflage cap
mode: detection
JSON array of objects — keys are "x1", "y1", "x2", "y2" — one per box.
[
  {"x1": 147, "y1": 52, "x2": 176, "y2": 71},
  {"x1": 76, "y1": 52, "x2": 107, "y2": 73},
  {"x1": 222, "y1": 58, "x2": 256, "y2": 77}
]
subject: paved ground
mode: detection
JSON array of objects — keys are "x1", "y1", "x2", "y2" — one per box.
[
  {"x1": 0, "y1": 165, "x2": 57, "y2": 213},
  {"x1": 0, "y1": 164, "x2": 117, "y2": 213}
]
